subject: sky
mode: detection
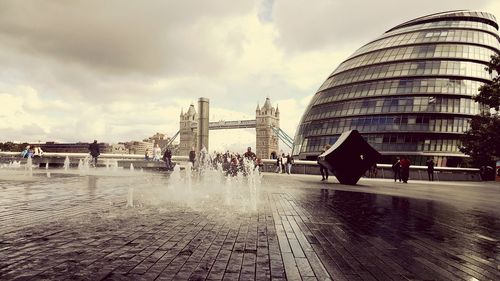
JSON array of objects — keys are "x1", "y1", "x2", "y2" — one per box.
[{"x1": 1, "y1": 0, "x2": 500, "y2": 153}]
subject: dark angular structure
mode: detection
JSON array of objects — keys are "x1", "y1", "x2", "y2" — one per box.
[
  {"x1": 293, "y1": 11, "x2": 500, "y2": 167},
  {"x1": 318, "y1": 130, "x2": 381, "y2": 185}
]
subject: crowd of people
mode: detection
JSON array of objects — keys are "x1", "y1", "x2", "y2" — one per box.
[
  {"x1": 20, "y1": 145, "x2": 44, "y2": 158},
  {"x1": 186, "y1": 146, "x2": 265, "y2": 177},
  {"x1": 271, "y1": 152, "x2": 294, "y2": 174},
  {"x1": 392, "y1": 156, "x2": 435, "y2": 183}
]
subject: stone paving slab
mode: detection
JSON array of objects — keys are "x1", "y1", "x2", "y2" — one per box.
[{"x1": 0, "y1": 172, "x2": 499, "y2": 280}]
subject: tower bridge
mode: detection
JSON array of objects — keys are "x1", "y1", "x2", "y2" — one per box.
[{"x1": 171, "y1": 97, "x2": 292, "y2": 159}]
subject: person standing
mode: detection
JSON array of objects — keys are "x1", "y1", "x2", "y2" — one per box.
[
  {"x1": 318, "y1": 145, "x2": 331, "y2": 181},
  {"x1": 255, "y1": 157, "x2": 264, "y2": 171},
  {"x1": 153, "y1": 144, "x2": 162, "y2": 161},
  {"x1": 275, "y1": 154, "x2": 282, "y2": 173},
  {"x1": 33, "y1": 146, "x2": 44, "y2": 158},
  {"x1": 230, "y1": 154, "x2": 239, "y2": 176},
  {"x1": 270, "y1": 151, "x2": 276, "y2": 159},
  {"x1": 286, "y1": 153, "x2": 294, "y2": 174},
  {"x1": 400, "y1": 156, "x2": 411, "y2": 183},
  {"x1": 21, "y1": 145, "x2": 31, "y2": 158},
  {"x1": 281, "y1": 153, "x2": 286, "y2": 173},
  {"x1": 392, "y1": 158, "x2": 401, "y2": 182},
  {"x1": 163, "y1": 148, "x2": 173, "y2": 170},
  {"x1": 426, "y1": 158, "x2": 435, "y2": 181},
  {"x1": 145, "y1": 148, "x2": 150, "y2": 161},
  {"x1": 189, "y1": 147, "x2": 196, "y2": 167},
  {"x1": 243, "y1": 147, "x2": 256, "y2": 161},
  {"x1": 88, "y1": 140, "x2": 100, "y2": 167}
]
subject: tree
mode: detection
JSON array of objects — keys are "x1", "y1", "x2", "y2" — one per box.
[
  {"x1": 0, "y1": 141, "x2": 17, "y2": 152},
  {"x1": 17, "y1": 142, "x2": 30, "y2": 152},
  {"x1": 460, "y1": 53, "x2": 500, "y2": 166},
  {"x1": 474, "y1": 53, "x2": 500, "y2": 111},
  {"x1": 460, "y1": 114, "x2": 500, "y2": 167}
]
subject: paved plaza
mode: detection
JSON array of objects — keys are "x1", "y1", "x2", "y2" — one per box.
[{"x1": 0, "y1": 171, "x2": 499, "y2": 281}]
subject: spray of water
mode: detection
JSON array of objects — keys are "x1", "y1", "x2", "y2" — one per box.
[
  {"x1": 25, "y1": 156, "x2": 33, "y2": 177},
  {"x1": 63, "y1": 156, "x2": 70, "y2": 171},
  {"x1": 136, "y1": 153, "x2": 264, "y2": 212}
]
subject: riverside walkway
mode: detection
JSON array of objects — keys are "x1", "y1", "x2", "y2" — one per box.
[{"x1": 0, "y1": 172, "x2": 498, "y2": 281}]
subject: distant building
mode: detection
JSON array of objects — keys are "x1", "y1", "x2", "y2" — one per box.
[
  {"x1": 32, "y1": 142, "x2": 111, "y2": 153},
  {"x1": 143, "y1": 132, "x2": 170, "y2": 150},
  {"x1": 125, "y1": 141, "x2": 154, "y2": 155},
  {"x1": 110, "y1": 143, "x2": 128, "y2": 154}
]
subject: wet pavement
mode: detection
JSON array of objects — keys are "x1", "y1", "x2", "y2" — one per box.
[{"x1": 0, "y1": 171, "x2": 499, "y2": 281}]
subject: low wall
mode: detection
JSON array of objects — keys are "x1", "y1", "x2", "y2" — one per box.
[
  {"x1": 0, "y1": 152, "x2": 480, "y2": 181},
  {"x1": 261, "y1": 160, "x2": 481, "y2": 181},
  {"x1": 0, "y1": 151, "x2": 188, "y2": 170}
]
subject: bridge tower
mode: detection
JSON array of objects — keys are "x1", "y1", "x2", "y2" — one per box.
[
  {"x1": 179, "y1": 104, "x2": 198, "y2": 156},
  {"x1": 256, "y1": 98, "x2": 279, "y2": 159}
]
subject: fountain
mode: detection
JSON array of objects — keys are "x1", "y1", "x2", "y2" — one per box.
[
  {"x1": 45, "y1": 163, "x2": 49, "y2": 170},
  {"x1": 185, "y1": 162, "x2": 193, "y2": 194},
  {"x1": 78, "y1": 156, "x2": 91, "y2": 176},
  {"x1": 25, "y1": 156, "x2": 33, "y2": 177},
  {"x1": 63, "y1": 156, "x2": 70, "y2": 171},
  {"x1": 1, "y1": 149, "x2": 263, "y2": 212},
  {"x1": 169, "y1": 164, "x2": 181, "y2": 183},
  {"x1": 126, "y1": 187, "x2": 134, "y2": 208}
]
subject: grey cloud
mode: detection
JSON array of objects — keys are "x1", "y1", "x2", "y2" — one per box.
[
  {"x1": 272, "y1": 0, "x2": 493, "y2": 52},
  {"x1": 0, "y1": 0, "x2": 253, "y2": 76},
  {"x1": 0, "y1": 124, "x2": 48, "y2": 143}
]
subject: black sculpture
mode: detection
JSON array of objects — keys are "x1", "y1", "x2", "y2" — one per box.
[{"x1": 318, "y1": 130, "x2": 381, "y2": 185}]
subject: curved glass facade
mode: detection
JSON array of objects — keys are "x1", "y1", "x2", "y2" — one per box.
[{"x1": 293, "y1": 11, "x2": 500, "y2": 166}]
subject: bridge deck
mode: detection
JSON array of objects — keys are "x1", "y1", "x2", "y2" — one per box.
[{"x1": 189, "y1": 120, "x2": 257, "y2": 130}]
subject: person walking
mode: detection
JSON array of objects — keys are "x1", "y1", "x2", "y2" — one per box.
[
  {"x1": 426, "y1": 158, "x2": 435, "y2": 181},
  {"x1": 88, "y1": 140, "x2": 100, "y2": 167},
  {"x1": 286, "y1": 153, "x2": 294, "y2": 174},
  {"x1": 400, "y1": 156, "x2": 411, "y2": 183},
  {"x1": 392, "y1": 158, "x2": 401, "y2": 182}
]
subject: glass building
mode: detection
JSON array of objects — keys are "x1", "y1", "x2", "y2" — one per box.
[{"x1": 293, "y1": 11, "x2": 500, "y2": 166}]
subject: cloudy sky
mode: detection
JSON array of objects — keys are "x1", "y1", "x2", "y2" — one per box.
[{"x1": 1, "y1": 0, "x2": 499, "y2": 152}]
